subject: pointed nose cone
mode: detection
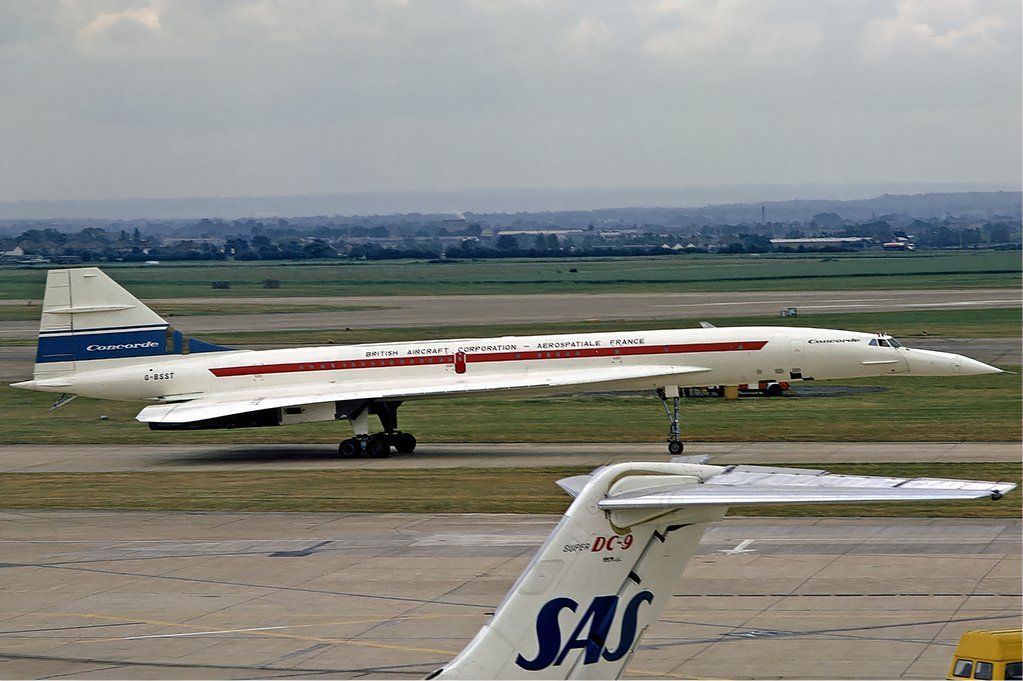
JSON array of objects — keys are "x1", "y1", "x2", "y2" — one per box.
[
  {"x1": 955, "y1": 355, "x2": 1003, "y2": 376},
  {"x1": 904, "y1": 349, "x2": 1003, "y2": 376}
]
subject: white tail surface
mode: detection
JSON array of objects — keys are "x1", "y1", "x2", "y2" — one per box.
[
  {"x1": 33, "y1": 267, "x2": 228, "y2": 378},
  {"x1": 433, "y1": 462, "x2": 726, "y2": 680},
  {"x1": 431, "y1": 462, "x2": 1014, "y2": 680}
]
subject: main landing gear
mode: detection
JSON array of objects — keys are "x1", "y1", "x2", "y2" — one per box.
[
  {"x1": 338, "y1": 401, "x2": 418, "y2": 458},
  {"x1": 339, "y1": 432, "x2": 417, "y2": 458},
  {"x1": 657, "y1": 386, "x2": 684, "y2": 456}
]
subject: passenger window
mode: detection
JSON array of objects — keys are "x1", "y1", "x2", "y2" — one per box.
[
  {"x1": 973, "y1": 661, "x2": 993, "y2": 680},
  {"x1": 1005, "y1": 661, "x2": 1022, "y2": 680},
  {"x1": 952, "y1": 659, "x2": 973, "y2": 678}
]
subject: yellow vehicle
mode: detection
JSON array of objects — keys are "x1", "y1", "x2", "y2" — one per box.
[{"x1": 949, "y1": 629, "x2": 1022, "y2": 680}]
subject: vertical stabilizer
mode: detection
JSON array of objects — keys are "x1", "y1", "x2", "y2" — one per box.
[
  {"x1": 35, "y1": 268, "x2": 169, "y2": 376},
  {"x1": 433, "y1": 462, "x2": 725, "y2": 680},
  {"x1": 32, "y1": 267, "x2": 229, "y2": 379}
]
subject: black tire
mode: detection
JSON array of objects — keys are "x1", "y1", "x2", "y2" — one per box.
[
  {"x1": 366, "y1": 436, "x2": 390, "y2": 458},
  {"x1": 764, "y1": 383, "x2": 783, "y2": 397},
  {"x1": 668, "y1": 441, "x2": 684, "y2": 455},
  {"x1": 395, "y1": 432, "x2": 417, "y2": 454},
  {"x1": 339, "y1": 439, "x2": 359, "y2": 458}
]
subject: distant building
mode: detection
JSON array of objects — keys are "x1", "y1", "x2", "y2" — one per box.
[
  {"x1": 497, "y1": 229, "x2": 587, "y2": 236},
  {"x1": 161, "y1": 236, "x2": 224, "y2": 246},
  {"x1": 770, "y1": 237, "x2": 872, "y2": 249}
]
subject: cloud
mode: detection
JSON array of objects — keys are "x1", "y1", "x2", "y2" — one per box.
[
  {"x1": 641, "y1": 0, "x2": 825, "y2": 62},
  {"x1": 862, "y1": 0, "x2": 1011, "y2": 55},
  {"x1": 222, "y1": 0, "x2": 387, "y2": 42},
  {"x1": 77, "y1": 4, "x2": 162, "y2": 44},
  {"x1": 564, "y1": 16, "x2": 611, "y2": 54}
]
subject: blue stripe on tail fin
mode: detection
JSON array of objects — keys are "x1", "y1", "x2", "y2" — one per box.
[{"x1": 36, "y1": 325, "x2": 231, "y2": 363}]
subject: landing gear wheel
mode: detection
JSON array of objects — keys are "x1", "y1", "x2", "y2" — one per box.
[
  {"x1": 338, "y1": 438, "x2": 359, "y2": 458},
  {"x1": 657, "y1": 387, "x2": 684, "y2": 458},
  {"x1": 394, "y1": 432, "x2": 417, "y2": 454},
  {"x1": 366, "y1": 436, "x2": 390, "y2": 458}
]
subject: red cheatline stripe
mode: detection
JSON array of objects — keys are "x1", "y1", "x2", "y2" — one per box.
[{"x1": 209, "y1": 340, "x2": 767, "y2": 378}]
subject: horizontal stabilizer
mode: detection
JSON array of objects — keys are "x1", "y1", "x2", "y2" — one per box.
[{"x1": 596, "y1": 466, "x2": 1015, "y2": 511}]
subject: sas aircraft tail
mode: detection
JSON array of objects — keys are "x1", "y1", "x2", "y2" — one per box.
[
  {"x1": 431, "y1": 460, "x2": 1014, "y2": 680},
  {"x1": 29, "y1": 267, "x2": 230, "y2": 379}
]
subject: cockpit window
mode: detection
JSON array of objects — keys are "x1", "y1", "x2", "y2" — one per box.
[
  {"x1": 871, "y1": 335, "x2": 904, "y2": 348},
  {"x1": 870, "y1": 336, "x2": 902, "y2": 348}
]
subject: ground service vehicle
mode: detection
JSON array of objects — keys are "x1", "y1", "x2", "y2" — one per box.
[{"x1": 949, "y1": 630, "x2": 1022, "y2": 680}]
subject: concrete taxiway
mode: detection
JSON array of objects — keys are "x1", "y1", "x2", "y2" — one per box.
[
  {"x1": 0, "y1": 288, "x2": 1018, "y2": 340},
  {"x1": 0, "y1": 441, "x2": 1018, "y2": 472},
  {"x1": 0, "y1": 511, "x2": 1018, "y2": 679}
]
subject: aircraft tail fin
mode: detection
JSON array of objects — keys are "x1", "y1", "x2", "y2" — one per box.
[
  {"x1": 432, "y1": 462, "x2": 1014, "y2": 680},
  {"x1": 32, "y1": 267, "x2": 230, "y2": 378},
  {"x1": 433, "y1": 462, "x2": 727, "y2": 680}
]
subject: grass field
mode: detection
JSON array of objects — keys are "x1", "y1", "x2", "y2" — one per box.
[
  {"x1": 3, "y1": 365, "x2": 1018, "y2": 444},
  {"x1": 0, "y1": 462, "x2": 1016, "y2": 517},
  {"x1": 1, "y1": 250, "x2": 1018, "y2": 299}
]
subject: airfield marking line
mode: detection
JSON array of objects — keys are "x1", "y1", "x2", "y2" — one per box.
[
  {"x1": 656, "y1": 298, "x2": 899, "y2": 308},
  {"x1": 66, "y1": 609, "x2": 480, "y2": 655},
  {"x1": 717, "y1": 539, "x2": 755, "y2": 555},
  {"x1": 41, "y1": 611, "x2": 465, "y2": 658},
  {"x1": 112, "y1": 624, "x2": 296, "y2": 640},
  {"x1": 625, "y1": 667, "x2": 710, "y2": 679}
]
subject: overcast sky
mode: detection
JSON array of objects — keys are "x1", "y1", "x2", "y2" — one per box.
[{"x1": 0, "y1": 0, "x2": 1020, "y2": 203}]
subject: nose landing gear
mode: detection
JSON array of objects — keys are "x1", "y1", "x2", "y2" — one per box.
[{"x1": 657, "y1": 386, "x2": 684, "y2": 455}]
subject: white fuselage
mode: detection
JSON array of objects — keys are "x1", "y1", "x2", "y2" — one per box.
[{"x1": 27, "y1": 325, "x2": 970, "y2": 405}]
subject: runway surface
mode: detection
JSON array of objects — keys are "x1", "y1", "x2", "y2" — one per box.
[
  {"x1": 0, "y1": 441, "x2": 1017, "y2": 473},
  {"x1": 0, "y1": 511, "x2": 1018, "y2": 679},
  {"x1": 1, "y1": 288, "x2": 1018, "y2": 339}
]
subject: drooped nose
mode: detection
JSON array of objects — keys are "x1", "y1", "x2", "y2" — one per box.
[{"x1": 903, "y1": 349, "x2": 1003, "y2": 376}]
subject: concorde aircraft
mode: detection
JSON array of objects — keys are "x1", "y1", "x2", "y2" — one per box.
[
  {"x1": 12, "y1": 268, "x2": 1002, "y2": 457},
  {"x1": 428, "y1": 458, "x2": 1015, "y2": 679}
]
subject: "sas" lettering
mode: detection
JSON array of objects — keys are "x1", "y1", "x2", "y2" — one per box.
[{"x1": 515, "y1": 590, "x2": 653, "y2": 671}]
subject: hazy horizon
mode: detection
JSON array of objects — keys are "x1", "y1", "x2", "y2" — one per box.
[{"x1": 0, "y1": 183, "x2": 1019, "y2": 222}]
